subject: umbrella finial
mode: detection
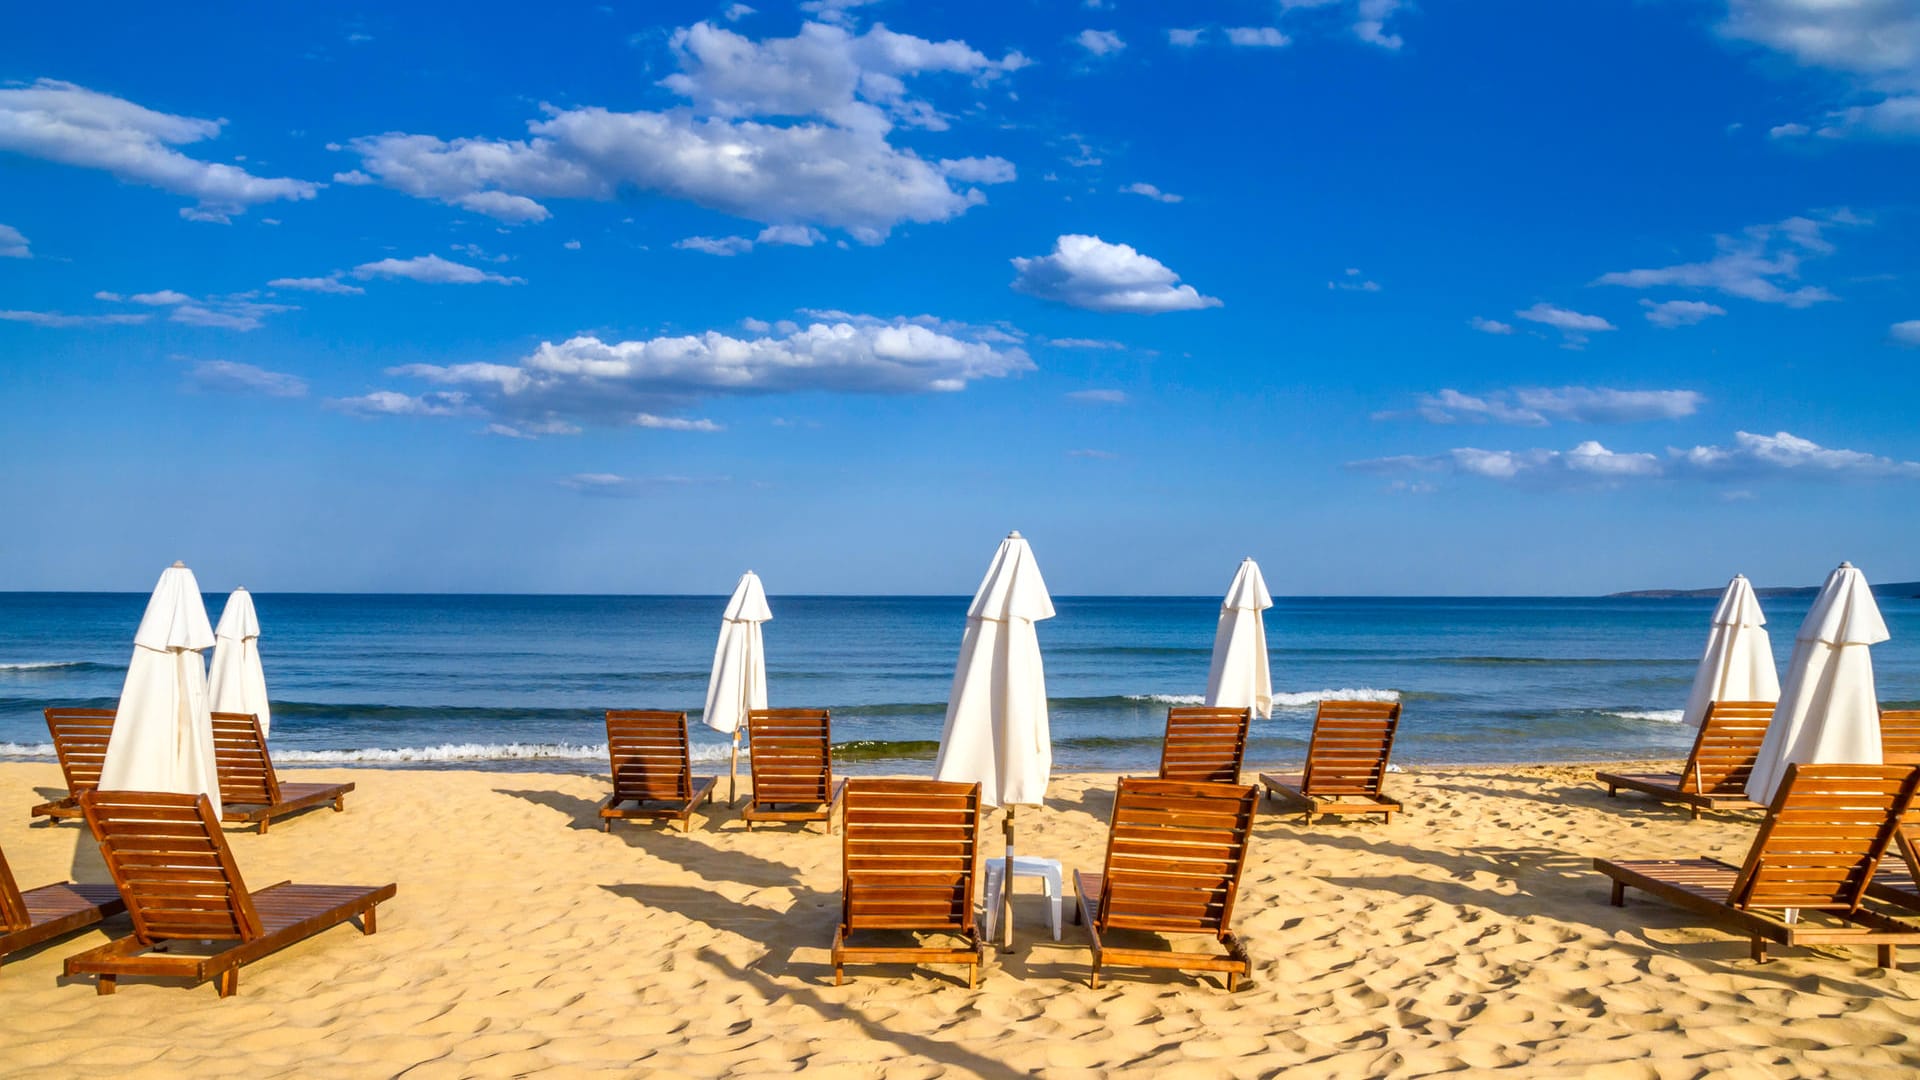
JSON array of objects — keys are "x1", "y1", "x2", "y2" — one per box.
[
  {"x1": 1008, "y1": 530, "x2": 1023, "y2": 539},
  {"x1": 171, "y1": 560, "x2": 186, "y2": 568},
  {"x1": 1840, "y1": 561, "x2": 1854, "y2": 569}
]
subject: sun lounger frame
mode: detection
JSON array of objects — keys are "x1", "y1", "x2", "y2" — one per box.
[
  {"x1": 599, "y1": 710, "x2": 717, "y2": 832},
  {"x1": 210, "y1": 711, "x2": 353, "y2": 834},
  {"x1": 1157, "y1": 706, "x2": 1252, "y2": 785},
  {"x1": 0, "y1": 842, "x2": 125, "y2": 968},
  {"x1": 742, "y1": 709, "x2": 845, "y2": 833},
  {"x1": 1258, "y1": 700, "x2": 1403, "y2": 822},
  {"x1": 29, "y1": 707, "x2": 116, "y2": 821},
  {"x1": 832, "y1": 778, "x2": 982, "y2": 987},
  {"x1": 1595, "y1": 700, "x2": 1772, "y2": 818}
]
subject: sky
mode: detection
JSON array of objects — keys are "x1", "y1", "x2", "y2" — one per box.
[{"x1": 2, "y1": 0, "x2": 1918, "y2": 596}]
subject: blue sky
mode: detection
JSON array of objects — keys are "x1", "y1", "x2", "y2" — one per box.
[{"x1": 3, "y1": 1, "x2": 1917, "y2": 596}]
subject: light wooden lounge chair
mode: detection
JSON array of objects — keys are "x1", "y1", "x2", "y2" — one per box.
[
  {"x1": 1073, "y1": 777, "x2": 1257, "y2": 990},
  {"x1": 1157, "y1": 706, "x2": 1252, "y2": 784},
  {"x1": 1258, "y1": 700, "x2": 1403, "y2": 823},
  {"x1": 742, "y1": 709, "x2": 845, "y2": 833},
  {"x1": 29, "y1": 707, "x2": 115, "y2": 821},
  {"x1": 1880, "y1": 709, "x2": 1920, "y2": 766},
  {"x1": 1595, "y1": 700, "x2": 1771, "y2": 819},
  {"x1": 1595, "y1": 763, "x2": 1920, "y2": 966},
  {"x1": 598, "y1": 710, "x2": 717, "y2": 833},
  {"x1": 211, "y1": 712, "x2": 354, "y2": 834},
  {"x1": 1, "y1": 842, "x2": 124, "y2": 969},
  {"x1": 66, "y1": 790, "x2": 394, "y2": 996},
  {"x1": 831, "y1": 778, "x2": 982, "y2": 987}
]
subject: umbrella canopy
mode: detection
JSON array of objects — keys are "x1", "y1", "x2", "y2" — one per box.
[
  {"x1": 702, "y1": 571, "x2": 771, "y2": 735},
  {"x1": 1745, "y1": 562, "x2": 1889, "y2": 803},
  {"x1": 1204, "y1": 558, "x2": 1274, "y2": 719},
  {"x1": 208, "y1": 587, "x2": 272, "y2": 737},
  {"x1": 1680, "y1": 574, "x2": 1780, "y2": 729},
  {"x1": 934, "y1": 531, "x2": 1055, "y2": 809},
  {"x1": 99, "y1": 562, "x2": 222, "y2": 817}
]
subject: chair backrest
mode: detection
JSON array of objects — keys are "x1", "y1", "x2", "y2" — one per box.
[
  {"x1": 747, "y1": 709, "x2": 833, "y2": 805},
  {"x1": 1881, "y1": 709, "x2": 1920, "y2": 767},
  {"x1": 44, "y1": 707, "x2": 116, "y2": 799},
  {"x1": 840, "y1": 779, "x2": 980, "y2": 934},
  {"x1": 211, "y1": 711, "x2": 282, "y2": 807},
  {"x1": 1095, "y1": 778, "x2": 1257, "y2": 939},
  {"x1": 605, "y1": 710, "x2": 695, "y2": 803},
  {"x1": 1679, "y1": 701, "x2": 1774, "y2": 795},
  {"x1": 1301, "y1": 700, "x2": 1402, "y2": 797},
  {"x1": 0, "y1": 843, "x2": 28, "y2": 933},
  {"x1": 1157, "y1": 707, "x2": 1252, "y2": 784},
  {"x1": 79, "y1": 790, "x2": 260, "y2": 944},
  {"x1": 1726, "y1": 763, "x2": 1918, "y2": 913}
]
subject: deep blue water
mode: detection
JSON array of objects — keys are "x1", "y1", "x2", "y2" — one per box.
[{"x1": 2, "y1": 592, "x2": 1916, "y2": 772}]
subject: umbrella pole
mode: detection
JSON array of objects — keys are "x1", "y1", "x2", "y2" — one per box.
[
  {"x1": 729, "y1": 730, "x2": 740, "y2": 806},
  {"x1": 1002, "y1": 805, "x2": 1016, "y2": 950}
]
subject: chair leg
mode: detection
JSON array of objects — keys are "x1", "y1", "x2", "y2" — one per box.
[
  {"x1": 1879, "y1": 944, "x2": 1895, "y2": 968},
  {"x1": 1750, "y1": 937, "x2": 1769, "y2": 963},
  {"x1": 1690, "y1": 805, "x2": 1701, "y2": 821},
  {"x1": 1609, "y1": 881, "x2": 1625, "y2": 907},
  {"x1": 333, "y1": 795, "x2": 346, "y2": 812},
  {"x1": 834, "y1": 964, "x2": 844, "y2": 987},
  {"x1": 95, "y1": 975, "x2": 116, "y2": 996},
  {"x1": 216, "y1": 969, "x2": 239, "y2": 997},
  {"x1": 258, "y1": 816, "x2": 270, "y2": 836},
  {"x1": 362, "y1": 906, "x2": 378, "y2": 935}
]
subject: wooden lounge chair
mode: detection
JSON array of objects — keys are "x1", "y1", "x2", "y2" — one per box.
[
  {"x1": 598, "y1": 710, "x2": 717, "y2": 833},
  {"x1": 1258, "y1": 700, "x2": 1403, "y2": 823},
  {"x1": 1880, "y1": 708, "x2": 1920, "y2": 766},
  {"x1": 831, "y1": 778, "x2": 983, "y2": 987},
  {"x1": 1595, "y1": 763, "x2": 1920, "y2": 966},
  {"x1": 211, "y1": 711, "x2": 354, "y2": 834},
  {"x1": 1157, "y1": 706, "x2": 1252, "y2": 784},
  {"x1": 742, "y1": 709, "x2": 846, "y2": 833},
  {"x1": 1595, "y1": 700, "x2": 1772, "y2": 819},
  {"x1": 1073, "y1": 777, "x2": 1257, "y2": 990},
  {"x1": 1, "y1": 842, "x2": 124, "y2": 969},
  {"x1": 66, "y1": 789, "x2": 395, "y2": 996},
  {"x1": 29, "y1": 707, "x2": 115, "y2": 821}
]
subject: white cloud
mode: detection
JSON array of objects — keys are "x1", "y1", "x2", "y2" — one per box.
[
  {"x1": 1593, "y1": 213, "x2": 1850, "y2": 307},
  {"x1": 1011, "y1": 234, "x2": 1222, "y2": 314},
  {"x1": 1640, "y1": 298, "x2": 1728, "y2": 327},
  {"x1": 327, "y1": 390, "x2": 475, "y2": 417},
  {"x1": 128, "y1": 289, "x2": 192, "y2": 305},
  {"x1": 939, "y1": 156, "x2": 1017, "y2": 184},
  {"x1": 269, "y1": 275, "x2": 365, "y2": 295},
  {"x1": 1122, "y1": 182, "x2": 1182, "y2": 203},
  {"x1": 756, "y1": 224, "x2": 826, "y2": 246},
  {"x1": 1470, "y1": 316, "x2": 1514, "y2": 335},
  {"x1": 96, "y1": 288, "x2": 293, "y2": 331},
  {"x1": 0, "y1": 309, "x2": 149, "y2": 327},
  {"x1": 374, "y1": 312, "x2": 1033, "y2": 430},
  {"x1": 1168, "y1": 28, "x2": 1206, "y2": 47},
  {"x1": 0, "y1": 223, "x2": 29, "y2": 258},
  {"x1": 484, "y1": 418, "x2": 581, "y2": 439},
  {"x1": 1067, "y1": 389, "x2": 1127, "y2": 404},
  {"x1": 1395, "y1": 387, "x2": 1704, "y2": 426},
  {"x1": 1674, "y1": 430, "x2": 1920, "y2": 478},
  {"x1": 1277, "y1": 0, "x2": 1408, "y2": 49},
  {"x1": 1891, "y1": 319, "x2": 1920, "y2": 347},
  {"x1": 1355, "y1": 428, "x2": 1920, "y2": 487},
  {"x1": 1050, "y1": 337, "x2": 1125, "y2": 349},
  {"x1": 676, "y1": 235, "x2": 755, "y2": 256},
  {"x1": 559, "y1": 472, "x2": 722, "y2": 495},
  {"x1": 1329, "y1": 268, "x2": 1381, "y2": 292},
  {"x1": 183, "y1": 359, "x2": 308, "y2": 397},
  {"x1": 1514, "y1": 302, "x2": 1616, "y2": 345},
  {"x1": 352, "y1": 254, "x2": 524, "y2": 284},
  {"x1": 563, "y1": 239, "x2": 582, "y2": 250},
  {"x1": 1351, "y1": 441, "x2": 1663, "y2": 486},
  {"x1": 0, "y1": 80, "x2": 318, "y2": 221},
  {"x1": 342, "y1": 21, "x2": 1026, "y2": 240},
  {"x1": 1076, "y1": 29, "x2": 1126, "y2": 56},
  {"x1": 1720, "y1": 0, "x2": 1920, "y2": 139},
  {"x1": 332, "y1": 169, "x2": 374, "y2": 185},
  {"x1": 723, "y1": 3, "x2": 755, "y2": 21},
  {"x1": 1769, "y1": 122, "x2": 1811, "y2": 138},
  {"x1": 1226, "y1": 27, "x2": 1291, "y2": 48}
]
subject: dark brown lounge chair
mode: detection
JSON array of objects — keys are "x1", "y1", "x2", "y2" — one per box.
[
  {"x1": 1595, "y1": 763, "x2": 1920, "y2": 966},
  {"x1": 1, "y1": 842, "x2": 124, "y2": 969},
  {"x1": 831, "y1": 778, "x2": 982, "y2": 987},
  {"x1": 1595, "y1": 700, "x2": 1772, "y2": 819},
  {"x1": 1157, "y1": 706, "x2": 1252, "y2": 784},
  {"x1": 1259, "y1": 700, "x2": 1403, "y2": 823},
  {"x1": 742, "y1": 709, "x2": 845, "y2": 833},
  {"x1": 211, "y1": 711, "x2": 354, "y2": 834},
  {"x1": 599, "y1": 710, "x2": 717, "y2": 833},
  {"x1": 29, "y1": 707, "x2": 115, "y2": 821},
  {"x1": 1880, "y1": 708, "x2": 1920, "y2": 767},
  {"x1": 1074, "y1": 777, "x2": 1257, "y2": 990},
  {"x1": 66, "y1": 789, "x2": 394, "y2": 996}
]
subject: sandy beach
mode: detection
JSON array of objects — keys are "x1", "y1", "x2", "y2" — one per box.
[{"x1": 5, "y1": 760, "x2": 1920, "y2": 1077}]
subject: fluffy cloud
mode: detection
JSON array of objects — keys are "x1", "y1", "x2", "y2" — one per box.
[
  {"x1": 1226, "y1": 27, "x2": 1291, "y2": 47},
  {"x1": 1892, "y1": 319, "x2": 1920, "y2": 346},
  {"x1": 1076, "y1": 29, "x2": 1126, "y2": 56},
  {"x1": 1351, "y1": 441, "x2": 1662, "y2": 485},
  {"x1": 1354, "y1": 429, "x2": 1920, "y2": 488},
  {"x1": 268, "y1": 275, "x2": 365, "y2": 295},
  {"x1": 1168, "y1": 28, "x2": 1206, "y2": 47},
  {"x1": 1470, "y1": 316, "x2": 1514, "y2": 335},
  {"x1": 1514, "y1": 303, "x2": 1615, "y2": 345},
  {"x1": 1720, "y1": 0, "x2": 1920, "y2": 139},
  {"x1": 183, "y1": 360, "x2": 308, "y2": 397},
  {"x1": 1392, "y1": 387, "x2": 1704, "y2": 426},
  {"x1": 1641, "y1": 299, "x2": 1728, "y2": 327},
  {"x1": 1050, "y1": 337, "x2": 1125, "y2": 349},
  {"x1": 676, "y1": 235, "x2": 755, "y2": 256},
  {"x1": 1675, "y1": 430, "x2": 1920, "y2": 478},
  {"x1": 361, "y1": 312, "x2": 1033, "y2": 432},
  {"x1": 1276, "y1": 0, "x2": 1407, "y2": 49},
  {"x1": 92, "y1": 288, "x2": 293, "y2": 331},
  {"x1": 327, "y1": 390, "x2": 475, "y2": 417},
  {"x1": 1594, "y1": 213, "x2": 1851, "y2": 307},
  {"x1": 0, "y1": 80, "x2": 317, "y2": 221},
  {"x1": 1011, "y1": 235, "x2": 1221, "y2": 314},
  {"x1": 1122, "y1": 182, "x2": 1182, "y2": 203},
  {"x1": 756, "y1": 224, "x2": 826, "y2": 246},
  {"x1": 352, "y1": 255, "x2": 523, "y2": 284},
  {"x1": 1329, "y1": 267, "x2": 1380, "y2": 292},
  {"x1": 0, "y1": 309, "x2": 149, "y2": 327},
  {"x1": 0, "y1": 224, "x2": 29, "y2": 258},
  {"x1": 342, "y1": 21, "x2": 1023, "y2": 241},
  {"x1": 1067, "y1": 389, "x2": 1128, "y2": 404}
]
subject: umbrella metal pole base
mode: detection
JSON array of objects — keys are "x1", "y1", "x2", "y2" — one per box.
[
  {"x1": 1001, "y1": 807, "x2": 1016, "y2": 952},
  {"x1": 729, "y1": 733, "x2": 739, "y2": 808}
]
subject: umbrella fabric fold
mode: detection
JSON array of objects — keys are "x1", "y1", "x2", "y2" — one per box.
[
  {"x1": 208, "y1": 587, "x2": 272, "y2": 737},
  {"x1": 703, "y1": 572, "x2": 771, "y2": 803},
  {"x1": 1680, "y1": 574, "x2": 1779, "y2": 729},
  {"x1": 100, "y1": 562, "x2": 223, "y2": 817},
  {"x1": 1204, "y1": 558, "x2": 1274, "y2": 719},
  {"x1": 935, "y1": 532, "x2": 1055, "y2": 809}
]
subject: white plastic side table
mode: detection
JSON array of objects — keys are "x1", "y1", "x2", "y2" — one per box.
[{"x1": 981, "y1": 855, "x2": 1063, "y2": 942}]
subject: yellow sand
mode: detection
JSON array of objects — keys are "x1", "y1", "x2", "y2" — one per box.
[{"x1": 5, "y1": 760, "x2": 1920, "y2": 1077}]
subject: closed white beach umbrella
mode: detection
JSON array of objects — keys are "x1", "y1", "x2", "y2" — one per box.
[
  {"x1": 1745, "y1": 563, "x2": 1889, "y2": 804},
  {"x1": 1680, "y1": 574, "x2": 1780, "y2": 729},
  {"x1": 934, "y1": 531, "x2": 1055, "y2": 946},
  {"x1": 703, "y1": 571, "x2": 771, "y2": 803},
  {"x1": 99, "y1": 562, "x2": 222, "y2": 817},
  {"x1": 1204, "y1": 557, "x2": 1274, "y2": 719},
  {"x1": 208, "y1": 587, "x2": 272, "y2": 737}
]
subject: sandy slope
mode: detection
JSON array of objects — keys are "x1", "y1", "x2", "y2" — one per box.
[{"x1": 4, "y1": 760, "x2": 1920, "y2": 1078}]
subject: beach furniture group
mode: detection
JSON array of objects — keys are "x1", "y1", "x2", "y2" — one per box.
[{"x1": 1594, "y1": 700, "x2": 1773, "y2": 818}]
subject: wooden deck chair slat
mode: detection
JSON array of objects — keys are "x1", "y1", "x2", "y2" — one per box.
[
  {"x1": 0, "y1": 841, "x2": 126, "y2": 968},
  {"x1": 1259, "y1": 700, "x2": 1404, "y2": 822},
  {"x1": 599, "y1": 710, "x2": 716, "y2": 832},
  {"x1": 1072, "y1": 778, "x2": 1256, "y2": 990},
  {"x1": 1596, "y1": 763, "x2": 1920, "y2": 967},
  {"x1": 742, "y1": 709, "x2": 845, "y2": 832},
  {"x1": 30, "y1": 708, "x2": 118, "y2": 820},
  {"x1": 1157, "y1": 707, "x2": 1251, "y2": 785},
  {"x1": 1594, "y1": 701, "x2": 1774, "y2": 819},
  {"x1": 1881, "y1": 710, "x2": 1920, "y2": 766},
  {"x1": 831, "y1": 779, "x2": 981, "y2": 987},
  {"x1": 209, "y1": 712, "x2": 354, "y2": 834}
]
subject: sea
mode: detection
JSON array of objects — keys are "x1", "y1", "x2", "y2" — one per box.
[{"x1": 3, "y1": 593, "x2": 1916, "y2": 774}]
